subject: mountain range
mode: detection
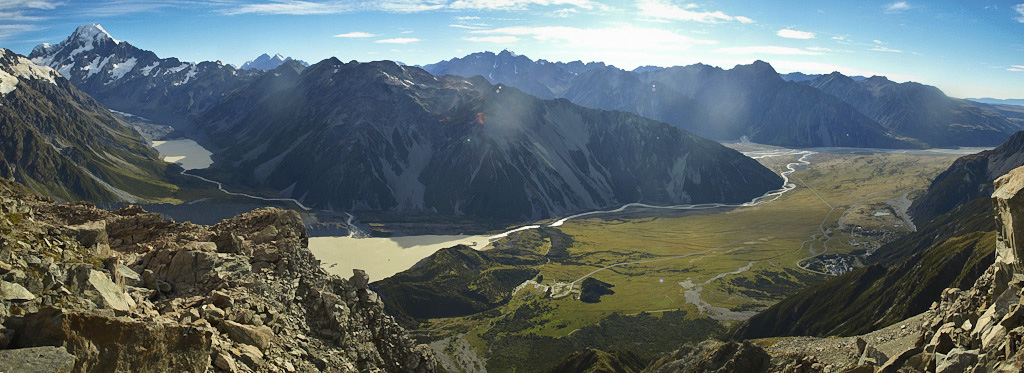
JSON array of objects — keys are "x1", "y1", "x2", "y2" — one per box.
[
  {"x1": 425, "y1": 50, "x2": 1022, "y2": 148},
  {"x1": 28, "y1": 24, "x2": 260, "y2": 128},
  {"x1": 239, "y1": 53, "x2": 308, "y2": 71},
  {"x1": 197, "y1": 58, "x2": 782, "y2": 221}
]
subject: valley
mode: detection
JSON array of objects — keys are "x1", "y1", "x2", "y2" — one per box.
[{"x1": 384, "y1": 147, "x2": 965, "y2": 372}]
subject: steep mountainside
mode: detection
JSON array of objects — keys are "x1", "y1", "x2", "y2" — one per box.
[
  {"x1": 426, "y1": 52, "x2": 912, "y2": 148},
  {"x1": 908, "y1": 130, "x2": 1024, "y2": 224},
  {"x1": 239, "y1": 53, "x2": 308, "y2": 71},
  {"x1": 0, "y1": 49, "x2": 178, "y2": 202},
  {"x1": 198, "y1": 58, "x2": 782, "y2": 221},
  {"x1": 805, "y1": 73, "x2": 1020, "y2": 147},
  {"x1": 28, "y1": 24, "x2": 259, "y2": 127}
]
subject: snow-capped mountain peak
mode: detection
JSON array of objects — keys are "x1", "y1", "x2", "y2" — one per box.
[{"x1": 74, "y1": 24, "x2": 120, "y2": 45}]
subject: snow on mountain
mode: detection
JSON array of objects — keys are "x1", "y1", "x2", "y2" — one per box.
[
  {"x1": 28, "y1": 24, "x2": 260, "y2": 128},
  {"x1": 0, "y1": 49, "x2": 59, "y2": 96},
  {"x1": 240, "y1": 53, "x2": 309, "y2": 71}
]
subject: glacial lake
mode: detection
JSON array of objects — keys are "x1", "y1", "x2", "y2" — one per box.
[
  {"x1": 152, "y1": 139, "x2": 213, "y2": 170},
  {"x1": 308, "y1": 235, "x2": 491, "y2": 281}
]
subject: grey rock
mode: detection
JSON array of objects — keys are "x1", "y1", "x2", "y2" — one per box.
[
  {"x1": 351, "y1": 269, "x2": 369, "y2": 290},
  {"x1": 0, "y1": 280, "x2": 35, "y2": 301},
  {"x1": 0, "y1": 346, "x2": 76, "y2": 373},
  {"x1": 220, "y1": 320, "x2": 275, "y2": 350},
  {"x1": 935, "y1": 348, "x2": 979, "y2": 373}
]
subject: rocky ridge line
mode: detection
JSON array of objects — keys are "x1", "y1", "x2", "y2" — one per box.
[{"x1": 0, "y1": 178, "x2": 434, "y2": 372}]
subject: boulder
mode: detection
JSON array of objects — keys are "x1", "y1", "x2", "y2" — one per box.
[
  {"x1": 935, "y1": 348, "x2": 979, "y2": 373},
  {"x1": 9, "y1": 308, "x2": 212, "y2": 372},
  {"x1": 0, "y1": 346, "x2": 76, "y2": 373},
  {"x1": 219, "y1": 320, "x2": 275, "y2": 350},
  {"x1": 351, "y1": 269, "x2": 369, "y2": 291},
  {"x1": 0, "y1": 280, "x2": 34, "y2": 301},
  {"x1": 67, "y1": 267, "x2": 135, "y2": 313}
]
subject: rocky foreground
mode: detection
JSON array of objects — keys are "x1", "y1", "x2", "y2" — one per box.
[
  {"x1": 0, "y1": 179, "x2": 434, "y2": 372},
  {"x1": 652, "y1": 166, "x2": 1024, "y2": 372}
]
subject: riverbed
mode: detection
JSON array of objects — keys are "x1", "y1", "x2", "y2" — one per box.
[
  {"x1": 308, "y1": 234, "x2": 491, "y2": 281},
  {"x1": 152, "y1": 139, "x2": 213, "y2": 170}
]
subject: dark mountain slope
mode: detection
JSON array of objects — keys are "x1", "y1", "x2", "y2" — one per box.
[
  {"x1": 198, "y1": 58, "x2": 782, "y2": 221},
  {"x1": 908, "y1": 130, "x2": 1024, "y2": 225},
  {"x1": 28, "y1": 24, "x2": 259, "y2": 128},
  {"x1": 422, "y1": 50, "x2": 607, "y2": 99},
  {"x1": 0, "y1": 49, "x2": 177, "y2": 202}
]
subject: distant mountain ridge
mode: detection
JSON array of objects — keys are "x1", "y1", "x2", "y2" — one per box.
[
  {"x1": 28, "y1": 24, "x2": 260, "y2": 128},
  {"x1": 0, "y1": 48, "x2": 177, "y2": 202},
  {"x1": 196, "y1": 58, "x2": 782, "y2": 221},
  {"x1": 803, "y1": 73, "x2": 1019, "y2": 147},
  {"x1": 968, "y1": 97, "x2": 1024, "y2": 107},
  {"x1": 239, "y1": 53, "x2": 308, "y2": 71},
  {"x1": 426, "y1": 51, "x2": 1022, "y2": 148}
]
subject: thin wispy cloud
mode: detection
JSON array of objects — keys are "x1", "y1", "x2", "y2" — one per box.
[
  {"x1": 1014, "y1": 4, "x2": 1024, "y2": 23},
  {"x1": 637, "y1": 0, "x2": 754, "y2": 23},
  {"x1": 464, "y1": 36, "x2": 519, "y2": 43},
  {"x1": 226, "y1": 0, "x2": 594, "y2": 14},
  {"x1": 450, "y1": 24, "x2": 483, "y2": 29},
  {"x1": 777, "y1": 28, "x2": 815, "y2": 39},
  {"x1": 1008, "y1": 65, "x2": 1024, "y2": 72},
  {"x1": 375, "y1": 37, "x2": 420, "y2": 44},
  {"x1": 472, "y1": 25, "x2": 716, "y2": 53},
  {"x1": 0, "y1": 0, "x2": 60, "y2": 40},
  {"x1": 449, "y1": 0, "x2": 594, "y2": 10},
  {"x1": 885, "y1": 1, "x2": 912, "y2": 14},
  {"x1": 333, "y1": 31, "x2": 376, "y2": 38},
  {"x1": 712, "y1": 46, "x2": 821, "y2": 56},
  {"x1": 870, "y1": 46, "x2": 903, "y2": 53}
]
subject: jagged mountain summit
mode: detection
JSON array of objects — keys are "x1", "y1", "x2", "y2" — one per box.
[
  {"x1": 422, "y1": 49, "x2": 608, "y2": 100},
  {"x1": 804, "y1": 72, "x2": 1020, "y2": 147},
  {"x1": 239, "y1": 53, "x2": 308, "y2": 71},
  {"x1": 28, "y1": 24, "x2": 260, "y2": 128},
  {"x1": 426, "y1": 52, "x2": 913, "y2": 148},
  {"x1": 0, "y1": 49, "x2": 177, "y2": 202},
  {"x1": 197, "y1": 59, "x2": 782, "y2": 221}
]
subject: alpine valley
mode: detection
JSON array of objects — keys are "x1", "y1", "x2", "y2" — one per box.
[{"x1": 1, "y1": 21, "x2": 1024, "y2": 373}]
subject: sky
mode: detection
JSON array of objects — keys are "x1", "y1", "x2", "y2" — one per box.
[{"x1": 2, "y1": 0, "x2": 1023, "y2": 99}]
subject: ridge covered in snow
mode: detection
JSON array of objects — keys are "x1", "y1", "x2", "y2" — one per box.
[
  {"x1": 0, "y1": 49, "x2": 59, "y2": 96},
  {"x1": 239, "y1": 53, "x2": 308, "y2": 71}
]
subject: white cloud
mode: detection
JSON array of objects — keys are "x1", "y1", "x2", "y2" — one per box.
[
  {"x1": 455, "y1": 15, "x2": 480, "y2": 20},
  {"x1": 333, "y1": 31, "x2": 376, "y2": 38},
  {"x1": 450, "y1": 24, "x2": 483, "y2": 29},
  {"x1": 1015, "y1": 4, "x2": 1024, "y2": 22},
  {"x1": 777, "y1": 28, "x2": 815, "y2": 39},
  {"x1": 806, "y1": 47, "x2": 834, "y2": 52},
  {"x1": 873, "y1": 39, "x2": 885, "y2": 44},
  {"x1": 0, "y1": 0, "x2": 60, "y2": 10},
  {"x1": 448, "y1": 0, "x2": 594, "y2": 10},
  {"x1": 712, "y1": 46, "x2": 822, "y2": 55},
  {"x1": 226, "y1": 0, "x2": 447, "y2": 15},
  {"x1": 1009, "y1": 65, "x2": 1024, "y2": 72},
  {"x1": 375, "y1": 37, "x2": 421, "y2": 44},
  {"x1": 472, "y1": 24, "x2": 716, "y2": 52},
  {"x1": 464, "y1": 36, "x2": 519, "y2": 43},
  {"x1": 552, "y1": 8, "x2": 577, "y2": 17},
  {"x1": 885, "y1": 1, "x2": 912, "y2": 14},
  {"x1": 637, "y1": 0, "x2": 754, "y2": 23},
  {"x1": 870, "y1": 46, "x2": 903, "y2": 53}
]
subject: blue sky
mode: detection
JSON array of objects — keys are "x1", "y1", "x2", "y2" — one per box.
[{"x1": 2, "y1": 0, "x2": 1023, "y2": 99}]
